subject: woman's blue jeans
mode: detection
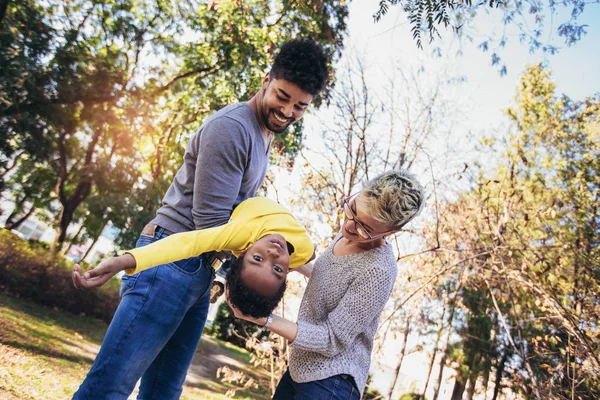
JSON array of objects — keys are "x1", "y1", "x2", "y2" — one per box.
[
  {"x1": 73, "y1": 227, "x2": 214, "y2": 400},
  {"x1": 273, "y1": 369, "x2": 360, "y2": 400}
]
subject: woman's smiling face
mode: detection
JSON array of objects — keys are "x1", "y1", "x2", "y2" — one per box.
[{"x1": 341, "y1": 194, "x2": 395, "y2": 242}]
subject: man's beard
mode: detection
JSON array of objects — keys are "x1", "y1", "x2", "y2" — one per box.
[{"x1": 261, "y1": 100, "x2": 291, "y2": 134}]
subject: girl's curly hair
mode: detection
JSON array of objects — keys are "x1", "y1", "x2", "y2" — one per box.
[{"x1": 226, "y1": 253, "x2": 287, "y2": 319}]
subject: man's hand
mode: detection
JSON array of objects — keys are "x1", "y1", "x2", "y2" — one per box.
[{"x1": 72, "y1": 254, "x2": 136, "y2": 289}]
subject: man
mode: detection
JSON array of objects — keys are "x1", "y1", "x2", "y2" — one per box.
[{"x1": 73, "y1": 38, "x2": 329, "y2": 400}]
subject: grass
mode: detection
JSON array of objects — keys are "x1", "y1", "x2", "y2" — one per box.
[{"x1": 0, "y1": 292, "x2": 271, "y2": 400}]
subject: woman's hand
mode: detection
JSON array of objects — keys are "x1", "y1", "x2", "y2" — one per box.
[{"x1": 72, "y1": 254, "x2": 136, "y2": 289}]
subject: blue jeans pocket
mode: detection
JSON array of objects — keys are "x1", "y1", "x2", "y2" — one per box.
[
  {"x1": 136, "y1": 234, "x2": 155, "y2": 248},
  {"x1": 120, "y1": 274, "x2": 138, "y2": 297},
  {"x1": 167, "y1": 256, "x2": 203, "y2": 274}
]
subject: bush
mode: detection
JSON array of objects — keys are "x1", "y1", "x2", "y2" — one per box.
[{"x1": 0, "y1": 230, "x2": 121, "y2": 322}]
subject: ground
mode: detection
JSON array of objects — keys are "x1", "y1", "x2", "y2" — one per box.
[{"x1": 0, "y1": 292, "x2": 270, "y2": 400}]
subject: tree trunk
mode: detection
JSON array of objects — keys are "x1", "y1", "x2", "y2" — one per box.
[
  {"x1": 51, "y1": 179, "x2": 93, "y2": 252},
  {"x1": 480, "y1": 356, "x2": 491, "y2": 400},
  {"x1": 0, "y1": 150, "x2": 24, "y2": 204},
  {"x1": 432, "y1": 350, "x2": 448, "y2": 400},
  {"x1": 433, "y1": 299, "x2": 458, "y2": 400},
  {"x1": 455, "y1": 353, "x2": 478, "y2": 400},
  {"x1": 71, "y1": 222, "x2": 87, "y2": 245},
  {"x1": 465, "y1": 367, "x2": 478, "y2": 400},
  {"x1": 481, "y1": 326, "x2": 496, "y2": 400},
  {"x1": 3, "y1": 194, "x2": 29, "y2": 227},
  {"x1": 450, "y1": 378, "x2": 467, "y2": 400},
  {"x1": 63, "y1": 222, "x2": 87, "y2": 255},
  {"x1": 388, "y1": 315, "x2": 412, "y2": 399},
  {"x1": 5, "y1": 203, "x2": 35, "y2": 231},
  {"x1": 81, "y1": 232, "x2": 101, "y2": 262},
  {"x1": 51, "y1": 203, "x2": 76, "y2": 253},
  {"x1": 0, "y1": 0, "x2": 10, "y2": 26},
  {"x1": 52, "y1": 128, "x2": 96, "y2": 252},
  {"x1": 421, "y1": 296, "x2": 448, "y2": 400},
  {"x1": 491, "y1": 352, "x2": 507, "y2": 400}
]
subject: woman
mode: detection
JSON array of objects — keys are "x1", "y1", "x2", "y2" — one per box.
[{"x1": 227, "y1": 169, "x2": 425, "y2": 399}]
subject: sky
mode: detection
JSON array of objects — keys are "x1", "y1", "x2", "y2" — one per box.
[
  {"x1": 282, "y1": 0, "x2": 600, "y2": 242},
  {"x1": 344, "y1": 0, "x2": 600, "y2": 114},
  {"x1": 301, "y1": 0, "x2": 600, "y2": 169}
]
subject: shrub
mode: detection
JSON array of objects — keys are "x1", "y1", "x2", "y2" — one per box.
[{"x1": 0, "y1": 230, "x2": 121, "y2": 322}]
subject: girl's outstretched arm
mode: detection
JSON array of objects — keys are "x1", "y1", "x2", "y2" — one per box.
[{"x1": 72, "y1": 254, "x2": 136, "y2": 289}]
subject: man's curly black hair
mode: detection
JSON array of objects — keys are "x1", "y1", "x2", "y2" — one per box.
[
  {"x1": 270, "y1": 38, "x2": 330, "y2": 96},
  {"x1": 226, "y1": 254, "x2": 287, "y2": 319}
]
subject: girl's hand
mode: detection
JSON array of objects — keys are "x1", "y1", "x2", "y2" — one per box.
[{"x1": 72, "y1": 254, "x2": 136, "y2": 289}]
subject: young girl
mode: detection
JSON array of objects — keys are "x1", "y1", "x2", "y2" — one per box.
[
  {"x1": 73, "y1": 197, "x2": 314, "y2": 318},
  {"x1": 227, "y1": 169, "x2": 425, "y2": 399}
]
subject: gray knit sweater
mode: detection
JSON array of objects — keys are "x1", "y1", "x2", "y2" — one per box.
[{"x1": 289, "y1": 234, "x2": 398, "y2": 397}]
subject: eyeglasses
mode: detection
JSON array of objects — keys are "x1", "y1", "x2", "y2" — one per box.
[{"x1": 343, "y1": 194, "x2": 389, "y2": 240}]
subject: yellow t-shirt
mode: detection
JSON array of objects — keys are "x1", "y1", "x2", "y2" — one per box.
[{"x1": 125, "y1": 197, "x2": 313, "y2": 275}]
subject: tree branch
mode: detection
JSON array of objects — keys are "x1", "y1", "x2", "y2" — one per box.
[{"x1": 159, "y1": 62, "x2": 224, "y2": 92}]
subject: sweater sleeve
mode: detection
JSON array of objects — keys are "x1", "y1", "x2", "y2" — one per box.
[
  {"x1": 191, "y1": 117, "x2": 250, "y2": 230},
  {"x1": 124, "y1": 222, "x2": 251, "y2": 275},
  {"x1": 291, "y1": 261, "x2": 397, "y2": 357}
]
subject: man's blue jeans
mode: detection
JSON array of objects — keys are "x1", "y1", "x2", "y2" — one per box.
[
  {"x1": 73, "y1": 227, "x2": 214, "y2": 400},
  {"x1": 273, "y1": 369, "x2": 360, "y2": 400}
]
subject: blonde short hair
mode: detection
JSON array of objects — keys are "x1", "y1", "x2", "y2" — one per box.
[{"x1": 360, "y1": 169, "x2": 424, "y2": 229}]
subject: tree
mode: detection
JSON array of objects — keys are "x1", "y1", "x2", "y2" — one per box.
[
  {"x1": 373, "y1": 0, "x2": 599, "y2": 74},
  {"x1": 294, "y1": 51, "x2": 459, "y2": 245},
  {"x1": 2, "y1": 159, "x2": 56, "y2": 230},
  {"x1": 0, "y1": 0, "x2": 54, "y2": 198},
  {"x1": 422, "y1": 64, "x2": 599, "y2": 399},
  {"x1": 1, "y1": 1, "x2": 351, "y2": 251}
]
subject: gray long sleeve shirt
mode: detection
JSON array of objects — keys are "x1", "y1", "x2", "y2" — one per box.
[
  {"x1": 152, "y1": 103, "x2": 269, "y2": 233},
  {"x1": 289, "y1": 234, "x2": 398, "y2": 398}
]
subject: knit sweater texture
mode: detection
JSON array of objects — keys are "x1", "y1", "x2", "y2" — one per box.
[{"x1": 289, "y1": 234, "x2": 398, "y2": 397}]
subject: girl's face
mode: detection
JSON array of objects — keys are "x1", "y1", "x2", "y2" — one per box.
[
  {"x1": 341, "y1": 194, "x2": 395, "y2": 243},
  {"x1": 240, "y1": 233, "x2": 290, "y2": 297}
]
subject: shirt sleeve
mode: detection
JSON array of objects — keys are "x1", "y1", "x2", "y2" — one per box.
[
  {"x1": 191, "y1": 117, "x2": 251, "y2": 230},
  {"x1": 124, "y1": 222, "x2": 252, "y2": 275},
  {"x1": 291, "y1": 263, "x2": 397, "y2": 357},
  {"x1": 289, "y1": 233, "x2": 315, "y2": 269}
]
